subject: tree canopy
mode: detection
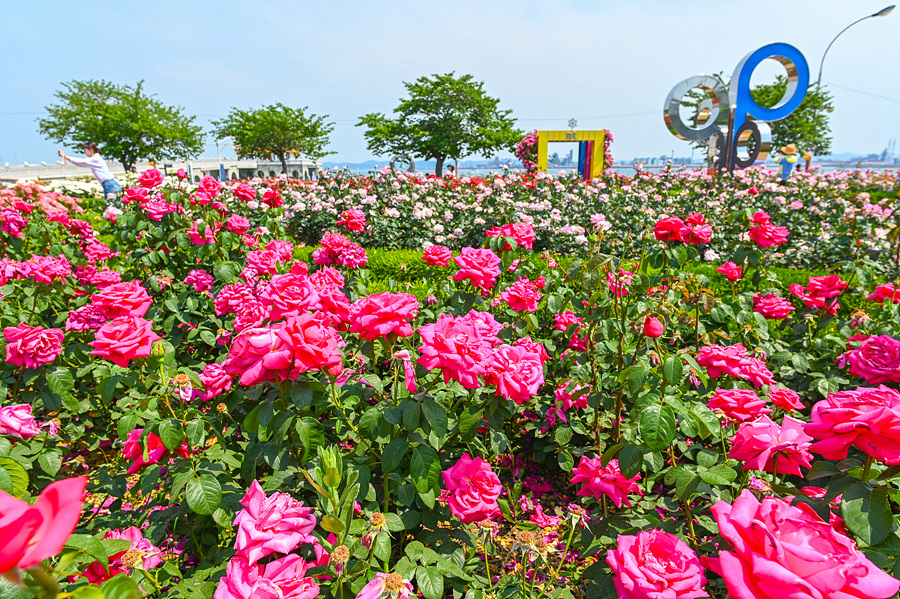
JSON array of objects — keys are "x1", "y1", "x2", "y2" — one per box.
[
  {"x1": 357, "y1": 73, "x2": 522, "y2": 176},
  {"x1": 38, "y1": 79, "x2": 204, "y2": 171},
  {"x1": 212, "y1": 103, "x2": 334, "y2": 175}
]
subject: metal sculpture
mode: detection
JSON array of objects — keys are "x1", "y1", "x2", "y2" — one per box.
[
  {"x1": 390, "y1": 154, "x2": 416, "y2": 173},
  {"x1": 664, "y1": 43, "x2": 809, "y2": 172}
]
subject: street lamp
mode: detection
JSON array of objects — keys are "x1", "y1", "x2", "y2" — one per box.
[{"x1": 817, "y1": 5, "x2": 895, "y2": 90}]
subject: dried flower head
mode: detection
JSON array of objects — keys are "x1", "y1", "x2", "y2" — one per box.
[
  {"x1": 369, "y1": 512, "x2": 386, "y2": 528},
  {"x1": 515, "y1": 529, "x2": 536, "y2": 546},
  {"x1": 384, "y1": 572, "x2": 405, "y2": 592},
  {"x1": 173, "y1": 373, "x2": 191, "y2": 386},
  {"x1": 333, "y1": 545, "x2": 350, "y2": 564},
  {"x1": 120, "y1": 549, "x2": 143, "y2": 569}
]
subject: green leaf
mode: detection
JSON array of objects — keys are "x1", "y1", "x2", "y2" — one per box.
[
  {"x1": 290, "y1": 380, "x2": 313, "y2": 409},
  {"x1": 421, "y1": 399, "x2": 448, "y2": 438},
  {"x1": 663, "y1": 357, "x2": 683, "y2": 385},
  {"x1": 618, "y1": 445, "x2": 645, "y2": 479},
  {"x1": 792, "y1": 353, "x2": 810, "y2": 373},
  {"x1": 639, "y1": 404, "x2": 676, "y2": 452},
  {"x1": 626, "y1": 365, "x2": 649, "y2": 396},
  {"x1": 295, "y1": 417, "x2": 325, "y2": 463},
  {"x1": 0, "y1": 457, "x2": 28, "y2": 498},
  {"x1": 185, "y1": 474, "x2": 222, "y2": 515},
  {"x1": 159, "y1": 419, "x2": 185, "y2": 452},
  {"x1": 555, "y1": 427, "x2": 573, "y2": 446},
  {"x1": 100, "y1": 574, "x2": 143, "y2": 599},
  {"x1": 410, "y1": 445, "x2": 441, "y2": 493},
  {"x1": 66, "y1": 533, "x2": 108, "y2": 568},
  {"x1": 46, "y1": 366, "x2": 75, "y2": 396},
  {"x1": 417, "y1": 565, "x2": 445, "y2": 599},
  {"x1": 842, "y1": 482, "x2": 892, "y2": 546},
  {"x1": 699, "y1": 464, "x2": 737, "y2": 486},
  {"x1": 213, "y1": 261, "x2": 238, "y2": 284},
  {"x1": 38, "y1": 451, "x2": 62, "y2": 476},
  {"x1": 362, "y1": 373, "x2": 384, "y2": 395},
  {"x1": 382, "y1": 438, "x2": 410, "y2": 472},
  {"x1": 458, "y1": 406, "x2": 482, "y2": 441}
]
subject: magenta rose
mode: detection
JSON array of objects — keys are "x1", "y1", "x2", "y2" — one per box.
[
  {"x1": 422, "y1": 245, "x2": 452, "y2": 266},
  {"x1": 198, "y1": 175, "x2": 221, "y2": 198},
  {"x1": 121, "y1": 429, "x2": 188, "y2": 475},
  {"x1": 138, "y1": 168, "x2": 163, "y2": 188},
  {"x1": 805, "y1": 385, "x2": 900, "y2": 465},
  {"x1": 680, "y1": 212, "x2": 712, "y2": 244},
  {"x1": 606, "y1": 529, "x2": 707, "y2": 599},
  {"x1": 716, "y1": 261, "x2": 743, "y2": 281},
  {"x1": 91, "y1": 280, "x2": 153, "y2": 319},
  {"x1": 653, "y1": 216, "x2": 686, "y2": 242},
  {"x1": 336, "y1": 209, "x2": 367, "y2": 232},
  {"x1": 3, "y1": 324, "x2": 64, "y2": 369},
  {"x1": 729, "y1": 415, "x2": 813, "y2": 476},
  {"x1": 500, "y1": 277, "x2": 541, "y2": 313},
  {"x1": 260, "y1": 274, "x2": 321, "y2": 322},
  {"x1": 233, "y1": 480, "x2": 316, "y2": 564},
  {"x1": 200, "y1": 363, "x2": 233, "y2": 401},
  {"x1": 83, "y1": 526, "x2": 162, "y2": 584},
  {"x1": 753, "y1": 293, "x2": 795, "y2": 320},
  {"x1": 215, "y1": 283, "x2": 258, "y2": 316},
  {"x1": 868, "y1": 283, "x2": 900, "y2": 304},
  {"x1": 749, "y1": 222, "x2": 790, "y2": 247},
  {"x1": 842, "y1": 335, "x2": 900, "y2": 384},
  {"x1": 768, "y1": 386, "x2": 804, "y2": 411},
  {"x1": 348, "y1": 292, "x2": 419, "y2": 341},
  {"x1": 214, "y1": 555, "x2": 319, "y2": 599},
  {"x1": 276, "y1": 312, "x2": 344, "y2": 378},
  {"x1": 417, "y1": 315, "x2": 492, "y2": 389},
  {"x1": 485, "y1": 222, "x2": 536, "y2": 250},
  {"x1": 570, "y1": 457, "x2": 642, "y2": 508},
  {"x1": 710, "y1": 490, "x2": 899, "y2": 599},
  {"x1": 0, "y1": 404, "x2": 42, "y2": 439},
  {"x1": 226, "y1": 214, "x2": 251, "y2": 235},
  {"x1": 224, "y1": 327, "x2": 293, "y2": 386},
  {"x1": 483, "y1": 343, "x2": 544, "y2": 405},
  {"x1": 88, "y1": 316, "x2": 161, "y2": 368},
  {"x1": 442, "y1": 454, "x2": 501, "y2": 524},
  {"x1": 707, "y1": 388, "x2": 772, "y2": 423},
  {"x1": 231, "y1": 182, "x2": 256, "y2": 203},
  {"x1": 453, "y1": 247, "x2": 501, "y2": 292}
]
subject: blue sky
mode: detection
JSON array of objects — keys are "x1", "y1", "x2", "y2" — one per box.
[{"x1": 1, "y1": 0, "x2": 898, "y2": 165}]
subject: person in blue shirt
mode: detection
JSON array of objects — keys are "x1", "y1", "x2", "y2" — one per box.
[{"x1": 772, "y1": 144, "x2": 799, "y2": 182}]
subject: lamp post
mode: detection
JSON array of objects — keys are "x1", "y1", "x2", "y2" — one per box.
[{"x1": 817, "y1": 5, "x2": 895, "y2": 91}]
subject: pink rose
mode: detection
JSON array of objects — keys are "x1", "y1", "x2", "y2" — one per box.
[
  {"x1": 83, "y1": 527, "x2": 162, "y2": 583},
  {"x1": 89, "y1": 269, "x2": 122, "y2": 289},
  {"x1": 442, "y1": 454, "x2": 501, "y2": 524},
  {"x1": 422, "y1": 245, "x2": 452, "y2": 266},
  {"x1": 122, "y1": 186, "x2": 148, "y2": 204},
  {"x1": 805, "y1": 385, "x2": 900, "y2": 465},
  {"x1": 3, "y1": 324, "x2": 64, "y2": 369},
  {"x1": 753, "y1": 293, "x2": 795, "y2": 320},
  {"x1": 260, "y1": 274, "x2": 321, "y2": 322},
  {"x1": 20, "y1": 254, "x2": 71, "y2": 284},
  {"x1": 316, "y1": 288, "x2": 352, "y2": 331},
  {"x1": 233, "y1": 481, "x2": 317, "y2": 564},
  {"x1": 729, "y1": 415, "x2": 813, "y2": 476},
  {"x1": 453, "y1": 247, "x2": 501, "y2": 292},
  {"x1": 805, "y1": 275, "x2": 848, "y2": 299},
  {"x1": 0, "y1": 405, "x2": 41, "y2": 439},
  {"x1": 226, "y1": 214, "x2": 251, "y2": 235},
  {"x1": 355, "y1": 572, "x2": 413, "y2": 599},
  {"x1": 458, "y1": 310, "x2": 503, "y2": 345},
  {"x1": 768, "y1": 386, "x2": 804, "y2": 411},
  {"x1": 681, "y1": 212, "x2": 712, "y2": 244},
  {"x1": 198, "y1": 175, "x2": 221, "y2": 198},
  {"x1": 842, "y1": 335, "x2": 900, "y2": 384},
  {"x1": 571, "y1": 457, "x2": 642, "y2": 508},
  {"x1": 143, "y1": 200, "x2": 178, "y2": 221},
  {"x1": 65, "y1": 304, "x2": 107, "y2": 332},
  {"x1": 336, "y1": 209, "x2": 367, "y2": 232},
  {"x1": 349, "y1": 292, "x2": 419, "y2": 341},
  {"x1": 265, "y1": 240, "x2": 294, "y2": 263},
  {"x1": 607, "y1": 268, "x2": 635, "y2": 298},
  {"x1": 88, "y1": 316, "x2": 161, "y2": 368},
  {"x1": 716, "y1": 261, "x2": 743, "y2": 281},
  {"x1": 91, "y1": 280, "x2": 153, "y2": 319},
  {"x1": 224, "y1": 327, "x2": 293, "y2": 386},
  {"x1": 606, "y1": 530, "x2": 707, "y2": 599},
  {"x1": 187, "y1": 219, "x2": 218, "y2": 245},
  {"x1": 485, "y1": 222, "x2": 536, "y2": 250},
  {"x1": 643, "y1": 316, "x2": 664, "y2": 338},
  {"x1": 277, "y1": 312, "x2": 344, "y2": 378},
  {"x1": 214, "y1": 555, "x2": 319, "y2": 599},
  {"x1": 138, "y1": 168, "x2": 163, "y2": 188},
  {"x1": 184, "y1": 269, "x2": 215, "y2": 293},
  {"x1": 243, "y1": 250, "x2": 279, "y2": 279},
  {"x1": 232, "y1": 182, "x2": 256, "y2": 203},
  {"x1": 500, "y1": 277, "x2": 541, "y2": 312},
  {"x1": 707, "y1": 388, "x2": 772, "y2": 423},
  {"x1": 554, "y1": 311, "x2": 583, "y2": 331},
  {"x1": 484, "y1": 344, "x2": 544, "y2": 405},
  {"x1": 868, "y1": 283, "x2": 900, "y2": 303},
  {"x1": 121, "y1": 428, "x2": 185, "y2": 474},
  {"x1": 749, "y1": 222, "x2": 789, "y2": 247},
  {"x1": 709, "y1": 490, "x2": 899, "y2": 599},
  {"x1": 0, "y1": 476, "x2": 88, "y2": 574},
  {"x1": 513, "y1": 336, "x2": 549, "y2": 364},
  {"x1": 696, "y1": 344, "x2": 774, "y2": 387},
  {"x1": 417, "y1": 315, "x2": 492, "y2": 389},
  {"x1": 200, "y1": 363, "x2": 233, "y2": 401},
  {"x1": 215, "y1": 283, "x2": 258, "y2": 316}
]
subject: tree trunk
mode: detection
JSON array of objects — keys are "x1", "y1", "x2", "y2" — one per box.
[
  {"x1": 434, "y1": 156, "x2": 445, "y2": 177},
  {"x1": 279, "y1": 153, "x2": 288, "y2": 175}
]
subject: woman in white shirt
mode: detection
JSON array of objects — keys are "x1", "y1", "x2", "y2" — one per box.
[{"x1": 57, "y1": 142, "x2": 123, "y2": 204}]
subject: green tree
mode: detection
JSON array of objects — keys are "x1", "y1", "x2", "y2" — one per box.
[
  {"x1": 212, "y1": 103, "x2": 334, "y2": 174},
  {"x1": 680, "y1": 73, "x2": 834, "y2": 157},
  {"x1": 357, "y1": 72, "x2": 522, "y2": 176},
  {"x1": 38, "y1": 79, "x2": 204, "y2": 172}
]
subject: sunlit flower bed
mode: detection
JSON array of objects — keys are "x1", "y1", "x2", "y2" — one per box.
[{"x1": 0, "y1": 167, "x2": 899, "y2": 599}]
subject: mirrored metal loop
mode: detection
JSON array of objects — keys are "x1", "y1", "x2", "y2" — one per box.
[
  {"x1": 707, "y1": 128, "x2": 728, "y2": 170},
  {"x1": 390, "y1": 154, "x2": 416, "y2": 173},
  {"x1": 663, "y1": 75, "x2": 729, "y2": 142}
]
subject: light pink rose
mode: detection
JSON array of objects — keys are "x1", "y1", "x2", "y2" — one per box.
[
  {"x1": 606, "y1": 529, "x2": 708, "y2": 599},
  {"x1": 805, "y1": 385, "x2": 900, "y2": 465},
  {"x1": 355, "y1": 572, "x2": 414, "y2": 599},
  {"x1": 3, "y1": 324, "x2": 64, "y2": 369},
  {"x1": 233, "y1": 481, "x2": 316, "y2": 564},
  {"x1": 91, "y1": 280, "x2": 153, "y2": 319},
  {"x1": 570, "y1": 457, "x2": 642, "y2": 508},
  {"x1": 348, "y1": 292, "x2": 419, "y2": 341},
  {"x1": 709, "y1": 490, "x2": 899, "y2": 599},
  {"x1": 89, "y1": 316, "x2": 160, "y2": 368},
  {"x1": 442, "y1": 454, "x2": 501, "y2": 524},
  {"x1": 729, "y1": 415, "x2": 813, "y2": 476},
  {"x1": 0, "y1": 476, "x2": 88, "y2": 574},
  {"x1": 0, "y1": 405, "x2": 41, "y2": 439},
  {"x1": 214, "y1": 555, "x2": 319, "y2": 599}
]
